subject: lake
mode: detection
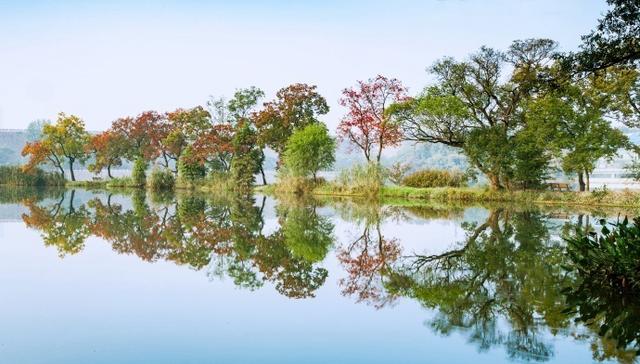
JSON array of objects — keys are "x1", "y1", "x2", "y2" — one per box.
[{"x1": 0, "y1": 187, "x2": 637, "y2": 364}]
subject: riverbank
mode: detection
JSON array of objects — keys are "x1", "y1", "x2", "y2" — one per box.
[{"x1": 257, "y1": 183, "x2": 640, "y2": 209}]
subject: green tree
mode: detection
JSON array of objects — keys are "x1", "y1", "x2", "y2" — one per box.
[
  {"x1": 282, "y1": 123, "x2": 335, "y2": 182},
  {"x1": 41, "y1": 113, "x2": 90, "y2": 181},
  {"x1": 230, "y1": 122, "x2": 261, "y2": 191},
  {"x1": 391, "y1": 39, "x2": 558, "y2": 190},
  {"x1": 178, "y1": 145, "x2": 206, "y2": 183},
  {"x1": 254, "y1": 83, "x2": 329, "y2": 159},
  {"x1": 527, "y1": 70, "x2": 631, "y2": 191}
]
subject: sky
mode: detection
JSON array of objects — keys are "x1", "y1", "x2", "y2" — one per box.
[{"x1": 0, "y1": 0, "x2": 609, "y2": 131}]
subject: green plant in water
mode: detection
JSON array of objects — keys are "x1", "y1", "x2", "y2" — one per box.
[{"x1": 563, "y1": 217, "x2": 640, "y2": 356}]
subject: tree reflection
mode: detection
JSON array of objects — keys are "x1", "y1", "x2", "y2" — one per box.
[
  {"x1": 382, "y1": 209, "x2": 571, "y2": 362},
  {"x1": 21, "y1": 190, "x2": 334, "y2": 299}
]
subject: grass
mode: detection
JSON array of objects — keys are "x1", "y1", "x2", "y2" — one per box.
[
  {"x1": 263, "y1": 181, "x2": 640, "y2": 209},
  {"x1": 0, "y1": 165, "x2": 65, "y2": 187}
]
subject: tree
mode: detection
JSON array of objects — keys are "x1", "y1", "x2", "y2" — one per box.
[
  {"x1": 27, "y1": 113, "x2": 90, "y2": 181},
  {"x1": 527, "y1": 69, "x2": 631, "y2": 191},
  {"x1": 21, "y1": 139, "x2": 64, "y2": 177},
  {"x1": 282, "y1": 123, "x2": 335, "y2": 182},
  {"x1": 254, "y1": 83, "x2": 329, "y2": 157},
  {"x1": 390, "y1": 39, "x2": 558, "y2": 189},
  {"x1": 162, "y1": 106, "x2": 211, "y2": 173},
  {"x1": 202, "y1": 87, "x2": 265, "y2": 176},
  {"x1": 337, "y1": 75, "x2": 406, "y2": 163},
  {"x1": 86, "y1": 130, "x2": 128, "y2": 179},
  {"x1": 230, "y1": 122, "x2": 261, "y2": 191},
  {"x1": 563, "y1": 0, "x2": 640, "y2": 73},
  {"x1": 111, "y1": 111, "x2": 166, "y2": 162}
]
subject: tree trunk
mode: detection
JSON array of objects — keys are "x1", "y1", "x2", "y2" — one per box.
[
  {"x1": 585, "y1": 170, "x2": 590, "y2": 191},
  {"x1": 488, "y1": 174, "x2": 502, "y2": 190},
  {"x1": 260, "y1": 165, "x2": 267, "y2": 186},
  {"x1": 578, "y1": 172, "x2": 586, "y2": 191},
  {"x1": 107, "y1": 164, "x2": 113, "y2": 179},
  {"x1": 68, "y1": 189, "x2": 76, "y2": 212},
  {"x1": 68, "y1": 158, "x2": 76, "y2": 181}
]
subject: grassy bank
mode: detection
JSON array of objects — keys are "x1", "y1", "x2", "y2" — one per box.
[
  {"x1": 258, "y1": 182, "x2": 640, "y2": 209},
  {"x1": 0, "y1": 166, "x2": 65, "y2": 187}
]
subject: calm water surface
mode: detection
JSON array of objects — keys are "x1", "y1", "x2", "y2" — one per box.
[{"x1": 0, "y1": 188, "x2": 637, "y2": 364}]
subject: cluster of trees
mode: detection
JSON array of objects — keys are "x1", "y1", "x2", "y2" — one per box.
[
  {"x1": 21, "y1": 84, "x2": 336, "y2": 189},
  {"x1": 20, "y1": 0, "x2": 639, "y2": 192}
]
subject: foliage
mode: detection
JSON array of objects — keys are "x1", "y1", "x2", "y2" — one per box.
[
  {"x1": 22, "y1": 113, "x2": 90, "y2": 181},
  {"x1": 401, "y1": 169, "x2": 466, "y2": 188},
  {"x1": 282, "y1": 123, "x2": 335, "y2": 181},
  {"x1": 565, "y1": 217, "x2": 640, "y2": 292},
  {"x1": 254, "y1": 83, "x2": 329, "y2": 156},
  {"x1": 563, "y1": 0, "x2": 640, "y2": 73},
  {"x1": 0, "y1": 165, "x2": 65, "y2": 186},
  {"x1": 230, "y1": 122, "x2": 261, "y2": 191},
  {"x1": 87, "y1": 130, "x2": 128, "y2": 178},
  {"x1": 178, "y1": 146, "x2": 206, "y2": 183},
  {"x1": 131, "y1": 157, "x2": 147, "y2": 187},
  {"x1": 111, "y1": 111, "x2": 166, "y2": 161},
  {"x1": 149, "y1": 168, "x2": 175, "y2": 191},
  {"x1": 390, "y1": 39, "x2": 558, "y2": 190},
  {"x1": 563, "y1": 217, "x2": 640, "y2": 355},
  {"x1": 338, "y1": 75, "x2": 406, "y2": 162}
]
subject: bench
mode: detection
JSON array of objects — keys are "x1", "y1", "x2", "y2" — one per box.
[{"x1": 548, "y1": 182, "x2": 571, "y2": 192}]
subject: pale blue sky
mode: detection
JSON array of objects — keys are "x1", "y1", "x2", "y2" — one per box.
[{"x1": 0, "y1": 0, "x2": 607, "y2": 130}]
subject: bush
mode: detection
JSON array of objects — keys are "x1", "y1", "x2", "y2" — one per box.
[
  {"x1": 0, "y1": 165, "x2": 65, "y2": 186},
  {"x1": 131, "y1": 157, "x2": 147, "y2": 187},
  {"x1": 401, "y1": 169, "x2": 466, "y2": 188},
  {"x1": 149, "y1": 168, "x2": 175, "y2": 191},
  {"x1": 565, "y1": 217, "x2": 640, "y2": 291}
]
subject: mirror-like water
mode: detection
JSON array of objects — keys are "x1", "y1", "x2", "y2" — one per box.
[{"x1": 0, "y1": 188, "x2": 637, "y2": 364}]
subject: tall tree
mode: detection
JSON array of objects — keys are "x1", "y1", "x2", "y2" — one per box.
[
  {"x1": 337, "y1": 75, "x2": 406, "y2": 163},
  {"x1": 111, "y1": 111, "x2": 166, "y2": 162},
  {"x1": 21, "y1": 139, "x2": 65, "y2": 177},
  {"x1": 282, "y1": 123, "x2": 335, "y2": 182},
  {"x1": 563, "y1": 0, "x2": 640, "y2": 73},
  {"x1": 28, "y1": 113, "x2": 90, "y2": 181},
  {"x1": 86, "y1": 130, "x2": 128, "y2": 179},
  {"x1": 391, "y1": 39, "x2": 558, "y2": 189},
  {"x1": 163, "y1": 106, "x2": 211, "y2": 173},
  {"x1": 254, "y1": 83, "x2": 329, "y2": 158}
]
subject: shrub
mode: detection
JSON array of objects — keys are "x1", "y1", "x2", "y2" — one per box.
[
  {"x1": 131, "y1": 157, "x2": 147, "y2": 187},
  {"x1": 0, "y1": 165, "x2": 65, "y2": 186},
  {"x1": 149, "y1": 168, "x2": 175, "y2": 191},
  {"x1": 401, "y1": 169, "x2": 466, "y2": 188},
  {"x1": 565, "y1": 217, "x2": 640, "y2": 291}
]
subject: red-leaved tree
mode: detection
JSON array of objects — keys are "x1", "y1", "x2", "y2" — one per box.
[{"x1": 337, "y1": 75, "x2": 407, "y2": 162}]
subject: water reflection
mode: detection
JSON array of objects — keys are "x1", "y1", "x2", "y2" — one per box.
[{"x1": 6, "y1": 188, "x2": 640, "y2": 363}]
